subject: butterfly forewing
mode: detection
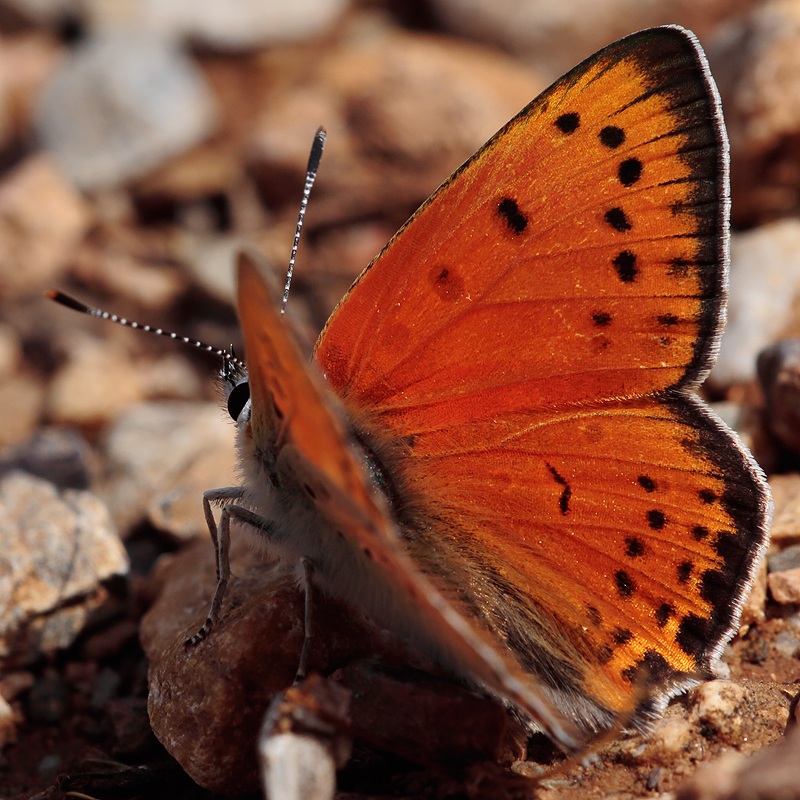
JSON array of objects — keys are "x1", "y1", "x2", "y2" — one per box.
[{"x1": 316, "y1": 27, "x2": 726, "y2": 410}]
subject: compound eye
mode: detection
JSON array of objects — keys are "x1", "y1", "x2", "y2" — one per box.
[{"x1": 227, "y1": 381, "x2": 250, "y2": 421}]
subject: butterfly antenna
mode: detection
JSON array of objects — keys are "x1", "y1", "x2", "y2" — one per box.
[
  {"x1": 46, "y1": 290, "x2": 245, "y2": 371},
  {"x1": 282, "y1": 126, "x2": 326, "y2": 314}
]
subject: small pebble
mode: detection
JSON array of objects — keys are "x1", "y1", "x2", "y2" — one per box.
[{"x1": 773, "y1": 630, "x2": 800, "y2": 659}]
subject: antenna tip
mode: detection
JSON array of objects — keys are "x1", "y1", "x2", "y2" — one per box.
[{"x1": 47, "y1": 290, "x2": 91, "y2": 313}]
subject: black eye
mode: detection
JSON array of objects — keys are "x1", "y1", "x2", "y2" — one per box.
[{"x1": 227, "y1": 381, "x2": 250, "y2": 420}]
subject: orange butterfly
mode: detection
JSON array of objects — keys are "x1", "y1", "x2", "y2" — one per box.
[
  {"x1": 53, "y1": 24, "x2": 772, "y2": 752},
  {"x1": 221, "y1": 24, "x2": 772, "y2": 749}
]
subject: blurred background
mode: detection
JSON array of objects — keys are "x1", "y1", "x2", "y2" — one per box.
[{"x1": 2, "y1": 0, "x2": 800, "y2": 797}]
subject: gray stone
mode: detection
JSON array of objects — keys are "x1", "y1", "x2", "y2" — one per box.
[
  {"x1": 36, "y1": 32, "x2": 217, "y2": 190},
  {"x1": 767, "y1": 542, "x2": 800, "y2": 573},
  {"x1": 772, "y1": 630, "x2": 799, "y2": 659},
  {"x1": 712, "y1": 220, "x2": 800, "y2": 385}
]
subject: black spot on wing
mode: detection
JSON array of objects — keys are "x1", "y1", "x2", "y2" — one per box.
[
  {"x1": 655, "y1": 603, "x2": 674, "y2": 627},
  {"x1": 605, "y1": 207, "x2": 631, "y2": 232},
  {"x1": 615, "y1": 570, "x2": 635, "y2": 598},
  {"x1": 546, "y1": 463, "x2": 572, "y2": 515},
  {"x1": 625, "y1": 537, "x2": 645, "y2": 558},
  {"x1": 613, "y1": 627, "x2": 633, "y2": 645},
  {"x1": 677, "y1": 561, "x2": 693, "y2": 583},
  {"x1": 637, "y1": 475, "x2": 656, "y2": 492},
  {"x1": 618, "y1": 158, "x2": 642, "y2": 186},
  {"x1": 592, "y1": 311, "x2": 612, "y2": 327},
  {"x1": 612, "y1": 250, "x2": 637, "y2": 282},
  {"x1": 497, "y1": 197, "x2": 528, "y2": 234},
  {"x1": 600, "y1": 125, "x2": 625, "y2": 148},
  {"x1": 647, "y1": 509, "x2": 666, "y2": 530},
  {"x1": 555, "y1": 112, "x2": 580, "y2": 133}
]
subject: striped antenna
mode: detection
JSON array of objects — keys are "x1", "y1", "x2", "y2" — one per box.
[
  {"x1": 46, "y1": 290, "x2": 245, "y2": 371},
  {"x1": 282, "y1": 126, "x2": 326, "y2": 314}
]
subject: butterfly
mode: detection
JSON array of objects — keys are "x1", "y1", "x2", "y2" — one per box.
[{"x1": 51, "y1": 24, "x2": 772, "y2": 753}]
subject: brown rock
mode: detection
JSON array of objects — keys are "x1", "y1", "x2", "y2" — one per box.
[
  {"x1": 677, "y1": 719, "x2": 800, "y2": 800},
  {"x1": 739, "y1": 555, "x2": 767, "y2": 630},
  {"x1": 249, "y1": 27, "x2": 546, "y2": 229},
  {"x1": 47, "y1": 334, "x2": 146, "y2": 426},
  {"x1": 0, "y1": 155, "x2": 92, "y2": 297},
  {"x1": 141, "y1": 536, "x2": 390, "y2": 795},
  {"x1": 335, "y1": 659, "x2": 528, "y2": 766},
  {"x1": 768, "y1": 567, "x2": 800, "y2": 604},
  {"x1": 769, "y1": 473, "x2": 800, "y2": 544},
  {"x1": 432, "y1": 0, "x2": 758, "y2": 78},
  {"x1": 710, "y1": 1, "x2": 800, "y2": 158},
  {"x1": 708, "y1": 1, "x2": 800, "y2": 225},
  {"x1": 758, "y1": 339, "x2": 800, "y2": 455},
  {"x1": 0, "y1": 322, "x2": 21, "y2": 379},
  {"x1": 259, "y1": 676, "x2": 351, "y2": 800},
  {"x1": 0, "y1": 374, "x2": 45, "y2": 449},
  {"x1": 0, "y1": 33, "x2": 63, "y2": 140},
  {"x1": 689, "y1": 681, "x2": 749, "y2": 746}
]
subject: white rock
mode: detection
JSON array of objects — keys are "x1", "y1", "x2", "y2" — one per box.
[
  {"x1": 36, "y1": 32, "x2": 217, "y2": 190},
  {"x1": 711, "y1": 219, "x2": 800, "y2": 385},
  {"x1": 0, "y1": 471, "x2": 128, "y2": 660}
]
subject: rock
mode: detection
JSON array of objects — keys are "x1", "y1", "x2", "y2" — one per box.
[
  {"x1": 36, "y1": 32, "x2": 217, "y2": 190},
  {"x1": 141, "y1": 536, "x2": 391, "y2": 795},
  {"x1": 768, "y1": 542, "x2": 800, "y2": 573},
  {"x1": 0, "y1": 694, "x2": 17, "y2": 747},
  {"x1": 0, "y1": 471, "x2": 128, "y2": 667},
  {"x1": 710, "y1": 0, "x2": 800, "y2": 158},
  {"x1": 141, "y1": 531, "x2": 525, "y2": 795},
  {"x1": 629, "y1": 713, "x2": 694, "y2": 763},
  {"x1": 708, "y1": 0, "x2": 800, "y2": 225},
  {"x1": 259, "y1": 676, "x2": 351, "y2": 800},
  {"x1": 334, "y1": 660, "x2": 528, "y2": 766},
  {"x1": 430, "y1": 0, "x2": 757, "y2": 79},
  {"x1": 0, "y1": 323, "x2": 22, "y2": 379},
  {"x1": 46, "y1": 334, "x2": 146, "y2": 426},
  {"x1": 71, "y1": 243, "x2": 186, "y2": 310},
  {"x1": 689, "y1": 681, "x2": 749, "y2": 746},
  {"x1": 768, "y1": 473, "x2": 800, "y2": 544},
  {"x1": 757, "y1": 339, "x2": 800, "y2": 455},
  {"x1": 99, "y1": 401, "x2": 238, "y2": 538},
  {"x1": 249, "y1": 27, "x2": 546, "y2": 230},
  {"x1": 739, "y1": 555, "x2": 767, "y2": 630},
  {"x1": 711, "y1": 220, "x2": 800, "y2": 385},
  {"x1": 772, "y1": 630, "x2": 799, "y2": 658},
  {"x1": 0, "y1": 155, "x2": 92, "y2": 297},
  {"x1": 768, "y1": 567, "x2": 800, "y2": 604},
  {"x1": 3, "y1": 0, "x2": 79, "y2": 25},
  {"x1": 139, "y1": 354, "x2": 203, "y2": 401},
  {"x1": 86, "y1": 0, "x2": 349, "y2": 50},
  {"x1": 677, "y1": 721, "x2": 800, "y2": 800},
  {"x1": 0, "y1": 427, "x2": 94, "y2": 490},
  {"x1": 0, "y1": 32, "x2": 64, "y2": 140},
  {"x1": 0, "y1": 375, "x2": 46, "y2": 449}
]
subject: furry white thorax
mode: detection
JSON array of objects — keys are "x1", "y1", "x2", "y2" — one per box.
[{"x1": 230, "y1": 396, "x2": 435, "y2": 655}]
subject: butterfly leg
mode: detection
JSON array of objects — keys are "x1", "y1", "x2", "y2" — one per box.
[
  {"x1": 294, "y1": 557, "x2": 315, "y2": 684},
  {"x1": 185, "y1": 488, "x2": 275, "y2": 646}
]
